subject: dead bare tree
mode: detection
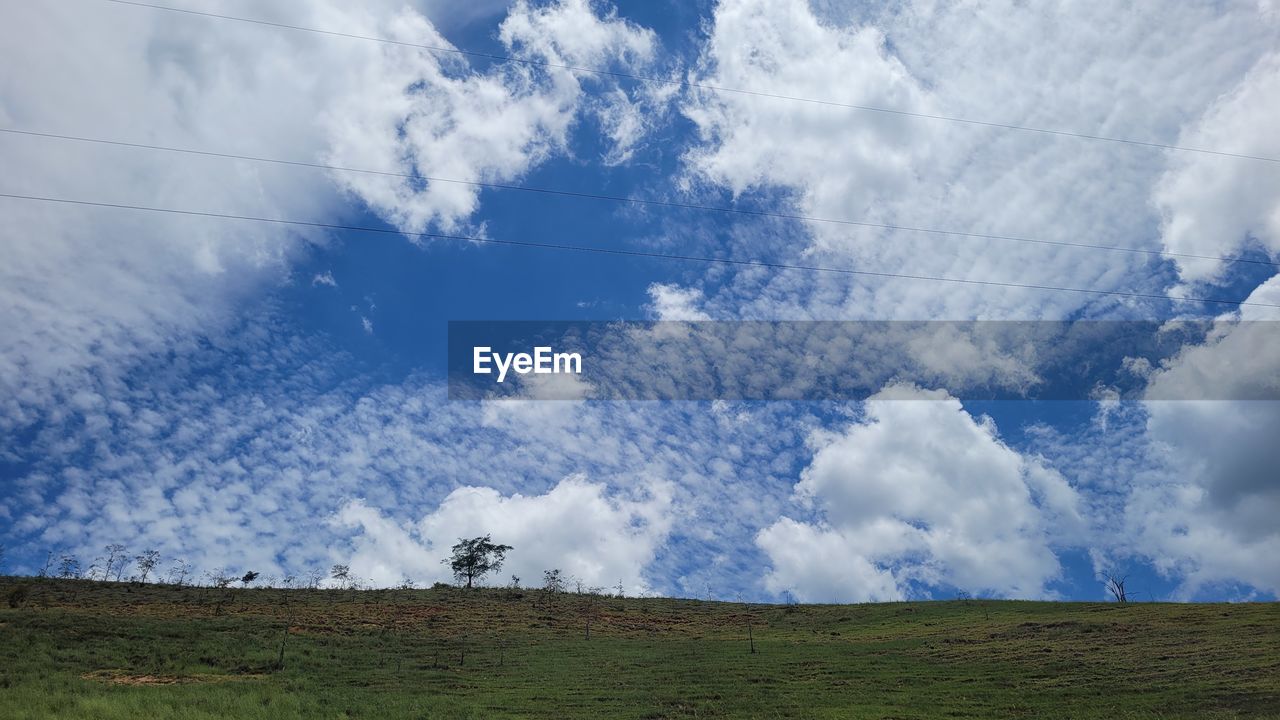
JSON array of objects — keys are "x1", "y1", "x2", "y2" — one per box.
[
  {"x1": 275, "y1": 593, "x2": 294, "y2": 671},
  {"x1": 736, "y1": 594, "x2": 758, "y2": 654},
  {"x1": 206, "y1": 568, "x2": 235, "y2": 589},
  {"x1": 583, "y1": 587, "x2": 605, "y2": 639},
  {"x1": 167, "y1": 559, "x2": 192, "y2": 586},
  {"x1": 102, "y1": 544, "x2": 125, "y2": 582},
  {"x1": 306, "y1": 568, "x2": 325, "y2": 590},
  {"x1": 1102, "y1": 572, "x2": 1129, "y2": 603}
]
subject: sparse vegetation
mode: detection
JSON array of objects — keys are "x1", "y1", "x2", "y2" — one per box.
[{"x1": 0, "y1": 576, "x2": 1276, "y2": 719}]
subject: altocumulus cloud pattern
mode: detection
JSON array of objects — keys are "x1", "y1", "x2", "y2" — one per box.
[{"x1": 1, "y1": 0, "x2": 1279, "y2": 603}]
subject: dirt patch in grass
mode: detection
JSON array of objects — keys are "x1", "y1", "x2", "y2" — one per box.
[{"x1": 83, "y1": 670, "x2": 266, "y2": 686}]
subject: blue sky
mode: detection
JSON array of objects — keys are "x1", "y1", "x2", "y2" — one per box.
[{"x1": 1, "y1": 0, "x2": 1278, "y2": 602}]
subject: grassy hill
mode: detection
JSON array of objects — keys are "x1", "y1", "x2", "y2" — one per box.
[{"x1": 1, "y1": 577, "x2": 1276, "y2": 719}]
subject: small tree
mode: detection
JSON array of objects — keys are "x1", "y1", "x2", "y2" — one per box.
[
  {"x1": 306, "y1": 568, "x2": 325, "y2": 590},
  {"x1": 330, "y1": 564, "x2": 351, "y2": 589},
  {"x1": 135, "y1": 550, "x2": 161, "y2": 583},
  {"x1": 445, "y1": 536, "x2": 512, "y2": 589},
  {"x1": 167, "y1": 559, "x2": 192, "y2": 586},
  {"x1": 114, "y1": 556, "x2": 131, "y2": 582},
  {"x1": 206, "y1": 568, "x2": 235, "y2": 589},
  {"x1": 102, "y1": 544, "x2": 126, "y2": 582},
  {"x1": 241, "y1": 571, "x2": 260, "y2": 587},
  {"x1": 543, "y1": 568, "x2": 565, "y2": 594},
  {"x1": 1102, "y1": 572, "x2": 1129, "y2": 604},
  {"x1": 57, "y1": 554, "x2": 81, "y2": 579},
  {"x1": 583, "y1": 587, "x2": 605, "y2": 639}
]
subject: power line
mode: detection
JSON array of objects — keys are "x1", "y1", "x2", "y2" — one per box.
[
  {"x1": 4, "y1": 126, "x2": 1275, "y2": 271},
  {"x1": 3, "y1": 191, "x2": 1275, "y2": 310},
  {"x1": 99, "y1": 0, "x2": 1279, "y2": 165}
]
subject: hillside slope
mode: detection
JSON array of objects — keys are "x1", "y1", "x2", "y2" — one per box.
[{"x1": 1, "y1": 577, "x2": 1277, "y2": 719}]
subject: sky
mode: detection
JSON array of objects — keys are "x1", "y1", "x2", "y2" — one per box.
[{"x1": 1, "y1": 0, "x2": 1278, "y2": 602}]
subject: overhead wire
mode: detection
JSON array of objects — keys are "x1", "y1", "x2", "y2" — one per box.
[
  {"x1": 3, "y1": 127, "x2": 1274, "y2": 270},
  {"x1": 2, "y1": 191, "x2": 1276, "y2": 310}
]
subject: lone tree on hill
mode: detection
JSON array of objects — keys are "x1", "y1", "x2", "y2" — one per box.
[
  {"x1": 446, "y1": 535, "x2": 512, "y2": 589},
  {"x1": 329, "y1": 564, "x2": 351, "y2": 589},
  {"x1": 1102, "y1": 572, "x2": 1129, "y2": 604}
]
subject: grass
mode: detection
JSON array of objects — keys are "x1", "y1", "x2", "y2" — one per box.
[{"x1": 1, "y1": 577, "x2": 1277, "y2": 719}]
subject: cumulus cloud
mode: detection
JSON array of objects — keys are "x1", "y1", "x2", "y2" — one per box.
[
  {"x1": 1153, "y1": 51, "x2": 1280, "y2": 286},
  {"x1": 325, "y1": 0, "x2": 661, "y2": 235},
  {"x1": 1126, "y1": 279, "x2": 1280, "y2": 595},
  {"x1": 682, "y1": 0, "x2": 933, "y2": 213},
  {"x1": 340, "y1": 475, "x2": 675, "y2": 592},
  {"x1": 758, "y1": 385, "x2": 1080, "y2": 602}
]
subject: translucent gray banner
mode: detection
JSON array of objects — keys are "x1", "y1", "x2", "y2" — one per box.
[{"x1": 447, "y1": 321, "x2": 1280, "y2": 401}]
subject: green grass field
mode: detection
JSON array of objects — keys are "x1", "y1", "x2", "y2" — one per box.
[{"x1": 1, "y1": 577, "x2": 1276, "y2": 719}]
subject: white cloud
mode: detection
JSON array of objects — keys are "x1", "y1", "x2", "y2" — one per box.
[
  {"x1": 646, "y1": 283, "x2": 711, "y2": 320},
  {"x1": 1018, "y1": 365, "x2": 1280, "y2": 600},
  {"x1": 5, "y1": 0, "x2": 1278, "y2": 604},
  {"x1": 674, "y1": 0, "x2": 1279, "y2": 320},
  {"x1": 682, "y1": 0, "x2": 933, "y2": 212},
  {"x1": 1153, "y1": 51, "x2": 1280, "y2": 286},
  {"x1": 0, "y1": 0, "x2": 357, "y2": 429},
  {"x1": 1128, "y1": 281, "x2": 1280, "y2": 595},
  {"x1": 0, "y1": 0, "x2": 660, "y2": 432},
  {"x1": 324, "y1": 0, "x2": 660, "y2": 236},
  {"x1": 339, "y1": 475, "x2": 675, "y2": 592},
  {"x1": 0, "y1": 316, "x2": 818, "y2": 596},
  {"x1": 758, "y1": 385, "x2": 1079, "y2": 602}
]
